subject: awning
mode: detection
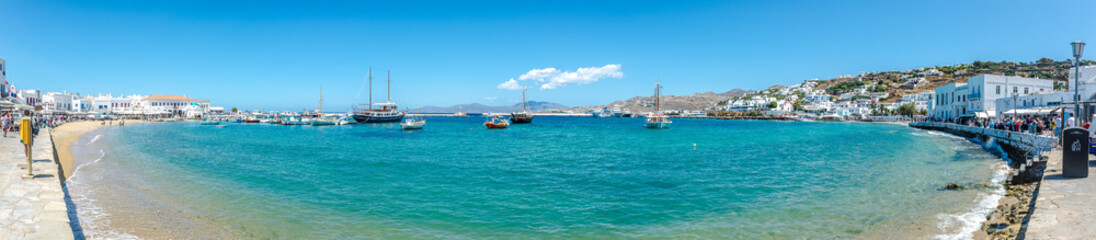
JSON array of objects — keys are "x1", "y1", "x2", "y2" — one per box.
[{"x1": 999, "y1": 107, "x2": 1061, "y2": 116}]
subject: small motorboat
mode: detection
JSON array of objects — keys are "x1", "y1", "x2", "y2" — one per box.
[
  {"x1": 200, "y1": 119, "x2": 220, "y2": 125},
  {"x1": 401, "y1": 117, "x2": 426, "y2": 130},
  {"x1": 484, "y1": 115, "x2": 510, "y2": 129}
]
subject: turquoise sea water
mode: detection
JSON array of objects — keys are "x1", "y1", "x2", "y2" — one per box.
[{"x1": 68, "y1": 117, "x2": 1006, "y2": 239}]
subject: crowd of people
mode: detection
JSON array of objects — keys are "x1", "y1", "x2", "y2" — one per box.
[
  {"x1": 926, "y1": 113, "x2": 1095, "y2": 139},
  {"x1": 0, "y1": 113, "x2": 88, "y2": 138}
]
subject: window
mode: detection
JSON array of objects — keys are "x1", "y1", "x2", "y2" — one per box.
[
  {"x1": 1013, "y1": 87, "x2": 1018, "y2": 93},
  {"x1": 1024, "y1": 87, "x2": 1029, "y2": 94},
  {"x1": 996, "y1": 85, "x2": 1001, "y2": 94}
]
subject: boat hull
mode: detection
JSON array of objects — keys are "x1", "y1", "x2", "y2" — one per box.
[
  {"x1": 510, "y1": 113, "x2": 533, "y2": 124},
  {"x1": 352, "y1": 114, "x2": 405, "y2": 123},
  {"x1": 645, "y1": 122, "x2": 671, "y2": 129},
  {"x1": 485, "y1": 123, "x2": 508, "y2": 129},
  {"x1": 311, "y1": 121, "x2": 336, "y2": 126}
]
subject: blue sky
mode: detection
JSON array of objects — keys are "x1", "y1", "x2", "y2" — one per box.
[{"x1": 1, "y1": 0, "x2": 1094, "y2": 111}]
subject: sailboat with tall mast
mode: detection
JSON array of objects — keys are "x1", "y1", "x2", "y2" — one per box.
[
  {"x1": 510, "y1": 82, "x2": 533, "y2": 124},
  {"x1": 352, "y1": 68, "x2": 406, "y2": 123},
  {"x1": 645, "y1": 81, "x2": 672, "y2": 129},
  {"x1": 312, "y1": 85, "x2": 336, "y2": 126}
]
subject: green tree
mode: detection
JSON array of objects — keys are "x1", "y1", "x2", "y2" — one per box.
[
  {"x1": 1037, "y1": 57, "x2": 1054, "y2": 65},
  {"x1": 897, "y1": 103, "x2": 916, "y2": 117},
  {"x1": 767, "y1": 101, "x2": 778, "y2": 109},
  {"x1": 792, "y1": 101, "x2": 804, "y2": 111},
  {"x1": 920, "y1": 109, "x2": 928, "y2": 115},
  {"x1": 231, "y1": 107, "x2": 238, "y2": 113}
]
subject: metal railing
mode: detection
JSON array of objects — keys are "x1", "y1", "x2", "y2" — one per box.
[{"x1": 909, "y1": 122, "x2": 1058, "y2": 153}]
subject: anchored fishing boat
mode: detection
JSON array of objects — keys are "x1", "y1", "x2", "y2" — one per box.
[
  {"x1": 200, "y1": 119, "x2": 220, "y2": 125},
  {"x1": 484, "y1": 115, "x2": 510, "y2": 129},
  {"x1": 510, "y1": 82, "x2": 533, "y2": 124},
  {"x1": 311, "y1": 85, "x2": 338, "y2": 126},
  {"x1": 401, "y1": 116, "x2": 425, "y2": 130},
  {"x1": 645, "y1": 82, "x2": 672, "y2": 129}
]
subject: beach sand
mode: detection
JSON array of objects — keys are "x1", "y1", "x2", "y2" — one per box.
[
  {"x1": 55, "y1": 120, "x2": 244, "y2": 239},
  {"x1": 52, "y1": 120, "x2": 148, "y2": 180}
]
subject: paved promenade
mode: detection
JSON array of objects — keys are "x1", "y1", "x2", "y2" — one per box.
[
  {"x1": 0, "y1": 129, "x2": 75, "y2": 239},
  {"x1": 1027, "y1": 149, "x2": 1096, "y2": 239}
]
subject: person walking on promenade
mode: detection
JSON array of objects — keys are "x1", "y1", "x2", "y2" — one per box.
[{"x1": 1, "y1": 114, "x2": 8, "y2": 137}]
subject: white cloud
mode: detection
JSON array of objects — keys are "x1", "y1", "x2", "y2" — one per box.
[
  {"x1": 500, "y1": 64, "x2": 623, "y2": 90},
  {"x1": 484, "y1": 96, "x2": 497, "y2": 101},
  {"x1": 496, "y1": 78, "x2": 522, "y2": 90}
]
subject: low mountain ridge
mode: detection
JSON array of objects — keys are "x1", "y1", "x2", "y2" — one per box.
[{"x1": 413, "y1": 101, "x2": 567, "y2": 113}]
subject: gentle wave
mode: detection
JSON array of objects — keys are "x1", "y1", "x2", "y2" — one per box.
[
  {"x1": 66, "y1": 142, "x2": 141, "y2": 239},
  {"x1": 933, "y1": 163, "x2": 1009, "y2": 240},
  {"x1": 913, "y1": 130, "x2": 967, "y2": 140},
  {"x1": 89, "y1": 134, "x2": 103, "y2": 143},
  {"x1": 66, "y1": 149, "x2": 105, "y2": 182}
]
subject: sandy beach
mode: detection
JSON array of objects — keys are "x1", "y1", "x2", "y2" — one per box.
[{"x1": 52, "y1": 120, "x2": 148, "y2": 180}]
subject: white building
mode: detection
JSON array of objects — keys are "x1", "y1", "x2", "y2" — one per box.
[
  {"x1": 931, "y1": 74, "x2": 1054, "y2": 121},
  {"x1": 900, "y1": 90, "x2": 935, "y2": 112},
  {"x1": 804, "y1": 90, "x2": 831, "y2": 103},
  {"x1": 17, "y1": 89, "x2": 41, "y2": 107},
  {"x1": 138, "y1": 94, "x2": 207, "y2": 117},
  {"x1": 994, "y1": 65, "x2": 1096, "y2": 118},
  {"x1": 42, "y1": 92, "x2": 75, "y2": 112},
  {"x1": 0, "y1": 57, "x2": 7, "y2": 98}
]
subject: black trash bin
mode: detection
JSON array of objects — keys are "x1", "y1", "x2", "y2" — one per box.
[{"x1": 1062, "y1": 127, "x2": 1090, "y2": 178}]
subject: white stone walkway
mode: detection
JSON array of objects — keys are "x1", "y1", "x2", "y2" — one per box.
[
  {"x1": 1027, "y1": 149, "x2": 1096, "y2": 239},
  {"x1": 0, "y1": 129, "x2": 75, "y2": 240}
]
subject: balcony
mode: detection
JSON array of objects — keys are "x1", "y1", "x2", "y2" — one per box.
[{"x1": 967, "y1": 92, "x2": 982, "y2": 101}]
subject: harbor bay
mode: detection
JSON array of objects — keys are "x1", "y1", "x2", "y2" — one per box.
[{"x1": 65, "y1": 118, "x2": 1006, "y2": 239}]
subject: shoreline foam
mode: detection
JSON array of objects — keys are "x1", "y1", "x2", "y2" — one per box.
[{"x1": 53, "y1": 120, "x2": 148, "y2": 180}]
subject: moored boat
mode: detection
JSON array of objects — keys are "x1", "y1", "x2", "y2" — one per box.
[
  {"x1": 645, "y1": 81, "x2": 672, "y2": 129},
  {"x1": 200, "y1": 119, "x2": 220, "y2": 125},
  {"x1": 484, "y1": 115, "x2": 510, "y2": 129},
  {"x1": 401, "y1": 117, "x2": 426, "y2": 130},
  {"x1": 645, "y1": 114, "x2": 672, "y2": 129},
  {"x1": 352, "y1": 68, "x2": 406, "y2": 123},
  {"x1": 311, "y1": 117, "x2": 336, "y2": 126},
  {"x1": 310, "y1": 86, "x2": 338, "y2": 126},
  {"x1": 510, "y1": 82, "x2": 534, "y2": 124},
  {"x1": 510, "y1": 113, "x2": 533, "y2": 124},
  {"x1": 280, "y1": 116, "x2": 310, "y2": 125}
]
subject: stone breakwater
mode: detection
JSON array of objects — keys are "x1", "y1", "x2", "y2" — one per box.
[
  {"x1": 909, "y1": 122, "x2": 1055, "y2": 239},
  {"x1": 0, "y1": 129, "x2": 76, "y2": 239}
]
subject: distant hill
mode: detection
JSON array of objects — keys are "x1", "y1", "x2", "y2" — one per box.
[
  {"x1": 718, "y1": 89, "x2": 754, "y2": 97},
  {"x1": 413, "y1": 101, "x2": 567, "y2": 113},
  {"x1": 815, "y1": 58, "x2": 1079, "y2": 103}
]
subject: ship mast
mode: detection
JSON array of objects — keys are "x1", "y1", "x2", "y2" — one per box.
[
  {"x1": 522, "y1": 81, "x2": 527, "y2": 113},
  {"x1": 654, "y1": 78, "x2": 661, "y2": 113},
  {"x1": 387, "y1": 70, "x2": 391, "y2": 103},
  {"x1": 319, "y1": 85, "x2": 324, "y2": 115},
  {"x1": 368, "y1": 67, "x2": 373, "y2": 110}
]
